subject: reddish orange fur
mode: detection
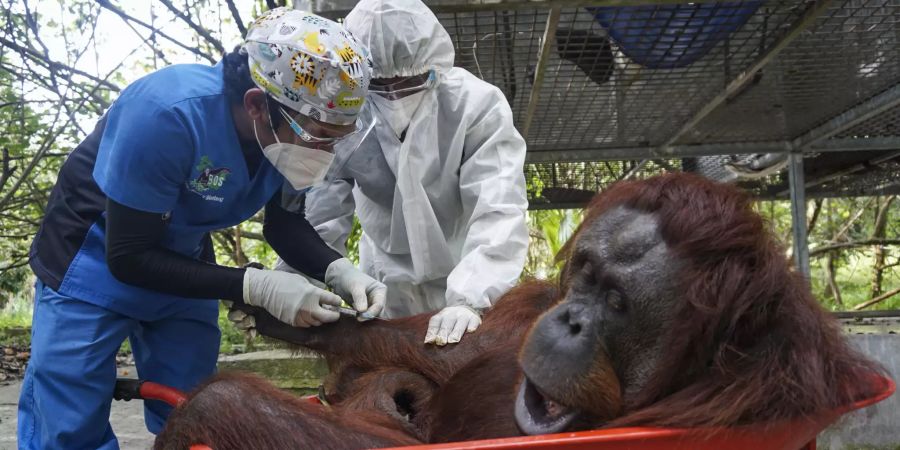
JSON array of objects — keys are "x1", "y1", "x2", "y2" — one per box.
[
  {"x1": 559, "y1": 173, "x2": 885, "y2": 428},
  {"x1": 156, "y1": 281, "x2": 586, "y2": 448},
  {"x1": 157, "y1": 173, "x2": 883, "y2": 448},
  {"x1": 154, "y1": 372, "x2": 420, "y2": 449}
]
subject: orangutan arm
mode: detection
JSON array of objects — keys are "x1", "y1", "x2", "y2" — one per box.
[
  {"x1": 235, "y1": 280, "x2": 559, "y2": 383},
  {"x1": 236, "y1": 304, "x2": 463, "y2": 381}
]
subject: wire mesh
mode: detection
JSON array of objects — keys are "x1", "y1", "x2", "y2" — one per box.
[
  {"x1": 679, "y1": 0, "x2": 900, "y2": 144},
  {"x1": 443, "y1": 0, "x2": 900, "y2": 206},
  {"x1": 835, "y1": 104, "x2": 900, "y2": 138},
  {"x1": 527, "y1": 152, "x2": 896, "y2": 208},
  {"x1": 689, "y1": 151, "x2": 900, "y2": 200},
  {"x1": 806, "y1": 160, "x2": 900, "y2": 197},
  {"x1": 438, "y1": 9, "x2": 547, "y2": 116},
  {"x1": 314, "y1": 0, "x2": 900, "y2": 207},
  {"x1": 436, "y1": 1, "x2": 811, "y2": 152},
  {"x1": 559, "y1": 3, "x2": 801, "y2": 148}
]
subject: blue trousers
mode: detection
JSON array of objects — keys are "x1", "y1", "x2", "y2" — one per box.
[{"x1": 18, "y1": 282, "x2": 220, "y2": 450}]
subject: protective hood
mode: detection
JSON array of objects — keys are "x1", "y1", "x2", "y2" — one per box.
[{"x1": 345, "y1": 0, "x2": 455, "y2": 78}]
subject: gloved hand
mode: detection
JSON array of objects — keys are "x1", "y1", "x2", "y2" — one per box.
[
  {"x1": 424, "y1": 305, "x2": 482, "y2": 346},
  {"x1": 242, "y1": 267, "x2": 343, "y2": 327},
  {"x1": 324, "y1": 258, "x2": 387, "y2": 319},
  {"x1": 273, "y1": 257, "x2": 328, "y2": 289}
]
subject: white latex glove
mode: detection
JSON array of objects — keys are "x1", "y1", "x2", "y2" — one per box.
[
  {"x1": 424, "y1": 305, "x2": 482, "y2": 346},
  {"x1": 273, "y1": 257, "x2": 328, "y2": 289},
  {"x1": 324, "y1": 258, "x2": 387, "y2": 319},
  {"x1": 243, "y1": 267, "x2": 343, "y2": 327}
]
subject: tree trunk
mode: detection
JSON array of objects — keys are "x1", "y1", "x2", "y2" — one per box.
[
  {"x1": 824, "y1": 252, "x2": 842, "y2": 306},
  {"x1": 233, "y1": 225, "x2": 248, "y2": 267},
  {"x1": 870, "y1": 196, "x2": 896, "y2": 298},
  {"x1": 807, "y1": 199, "x2": 823, "y2": 235}
]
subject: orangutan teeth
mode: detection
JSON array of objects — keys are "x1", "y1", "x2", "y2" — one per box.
[{"x1": 544, "y1": 399, "x2": 563, "y2": 418}]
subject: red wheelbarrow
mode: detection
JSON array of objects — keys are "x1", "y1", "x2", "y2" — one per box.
[{"x1": 114, "y1": 374, "x2": 894, "y2": 450}]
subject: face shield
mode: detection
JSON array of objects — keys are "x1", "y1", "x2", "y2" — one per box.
[
  {"x1": 278, "y1": 105, "x2": 375, "y2": 152},
  {"x1": 258, "y1": 96, "x2": 377, "y2": 191},
  {"x1": 277, "y1": 110, "x2": 378, "y2": 209},
  {"x1": 368, "y1": 70, "x2": 436, "y2": 100}
]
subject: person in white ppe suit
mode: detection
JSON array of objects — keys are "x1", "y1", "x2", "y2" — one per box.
[{"x1": 296, "y1": 0, "x2": 529, "y2": 346}]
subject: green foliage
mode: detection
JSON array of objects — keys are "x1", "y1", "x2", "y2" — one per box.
[
  {"x1": 0, "y1": 288, "x2": 33, "y2": 330},
  {"x1": 524, "y1": 209, "x2": 582, "y2": 280},
  {"x1": 757, "y1": 197, "x2": 899, "y2": 311},
  {"x1": 346, "y1": 217, "x2": 362, "y2": 265},
  {"x1": 811, "y1": 254, "x2": 900, "y2": 310},
  {"x1": 0, "y1": 59, "x2": 53, "y2": 297}
]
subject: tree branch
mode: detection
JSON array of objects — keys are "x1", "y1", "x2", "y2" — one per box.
[
  {"x1": 824, "y1": 253, "x2": 842, "y2": 306},
  {"x1": 0, "y1": 30, "x2": 151, "y2": 210},
  {"x1": 0, "y1": 60, "x2": 110, "y2": 111},
  {"x1": 0, "y1": 37, "x2": 120, "y2": 92},
  {"x1": 0, "y1": 213, "x2": 39, "y2": 226},
  {"x1": 834, "y1": 198, "x2": 876, "y2": 242},
  {"x1": 807, "y1": 198, "x2": 822, "y2": 235},
  {"x1": 240, "y1": 230, "x2": 265, "y2": 241},
  {"x1": 5, "y1": 152, "x2": 69, "y2": 161},
  {"x1": 95, "y1": 0, "x2": 217, "y2": 64},
  {"x1": 22, "y1": 0, "x2": 51, "y2": 60},
  {"x1": 0, "y1": 100, "x2": 58, "y2": 109},
  {"x1": 119, "y1": 9, "x2": 172, "y2": 65},
  {"x1": 0, "y1": 258, "x2": 30, "y2": 273},
  {"x1": 810, "y1": 239, "x2": 900, "y2": 258},
  {"x1": 157, "y1": 0, "x2": 225, "y2": 54},
  {"x1": 224, "y1": 0, "x2": 247, "y2": 37},
  {"x1": 213, "y1": 230, "x2": 237, "y2": 264},
  {"x1": 853, "y1": 286, "x2": 900, "y2": 311},
  {"x1": 0, "y1": 148, "x2": 14, "y2": 192},
  {"x1": 16, "y1": 52, "x2": 88, "y2": 136}
]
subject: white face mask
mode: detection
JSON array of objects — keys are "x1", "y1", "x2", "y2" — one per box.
[
  {"x1": 370, "y1": 91, "x2": 426, "y2": 139},
  {"x1": 253, "y1": 113, "x2": 334, "y2": 191}
]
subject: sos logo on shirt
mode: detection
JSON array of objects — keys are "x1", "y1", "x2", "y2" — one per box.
[{"x1": 187, "y1": 155, "x2": 230, "y2": 202}]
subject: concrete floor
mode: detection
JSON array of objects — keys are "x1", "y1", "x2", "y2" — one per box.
[{"x1": 0, "y1": 365, "x2": 155, "y2": 450}]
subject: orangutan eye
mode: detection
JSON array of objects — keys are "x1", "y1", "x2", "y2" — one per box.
[
  {"x1": 606, "y1": 290, "x2": 625, "y2": 312},
  {"x1": 581, "y1": 261, "x2": 597, "y2": 286}
]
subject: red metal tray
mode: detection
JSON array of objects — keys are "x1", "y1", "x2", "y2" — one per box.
[
  {"x1": 391, "y1": 375, "x2": 894, "y2": 450},
  {"x1": 133, "y1": 374, "x2": 894, "y2": 450}
]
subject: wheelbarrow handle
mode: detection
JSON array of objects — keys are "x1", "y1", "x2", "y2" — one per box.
[
  {"x1": 113, "y1": 378, "x2": 188, "y2": 407},
  {"x1": 112, "y1": 378, "x2": 143, "y2": 402}
]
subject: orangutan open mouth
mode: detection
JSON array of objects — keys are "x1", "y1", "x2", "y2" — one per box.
[{"x1": 514, "y1": 376, "x2": 580, "y2": 435}]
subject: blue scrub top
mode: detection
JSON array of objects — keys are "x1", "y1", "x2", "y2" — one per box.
[{"x1": 53, "y1": 62, "x2": 283, "y2": 320}]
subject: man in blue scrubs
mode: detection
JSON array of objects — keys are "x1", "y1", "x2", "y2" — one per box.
[{"x1": 18, "y1": 8, "x2": 383, "y2": 449}]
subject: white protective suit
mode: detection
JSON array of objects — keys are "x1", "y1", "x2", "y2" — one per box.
[{"x1": 303, "y1": 0, "x2": 529, "y2": 319}]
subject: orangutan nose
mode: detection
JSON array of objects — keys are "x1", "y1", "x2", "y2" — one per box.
[
  {"x1": 553, "y1": 303, "x2": 592, "y2": 341},
  {"x1": 519, "y1": 302, "x2": 597, "y2": 384}
]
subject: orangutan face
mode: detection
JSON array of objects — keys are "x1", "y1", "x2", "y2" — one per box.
[{"x1": 516, "y1": 206, "x2": 682, "y2": 435}]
